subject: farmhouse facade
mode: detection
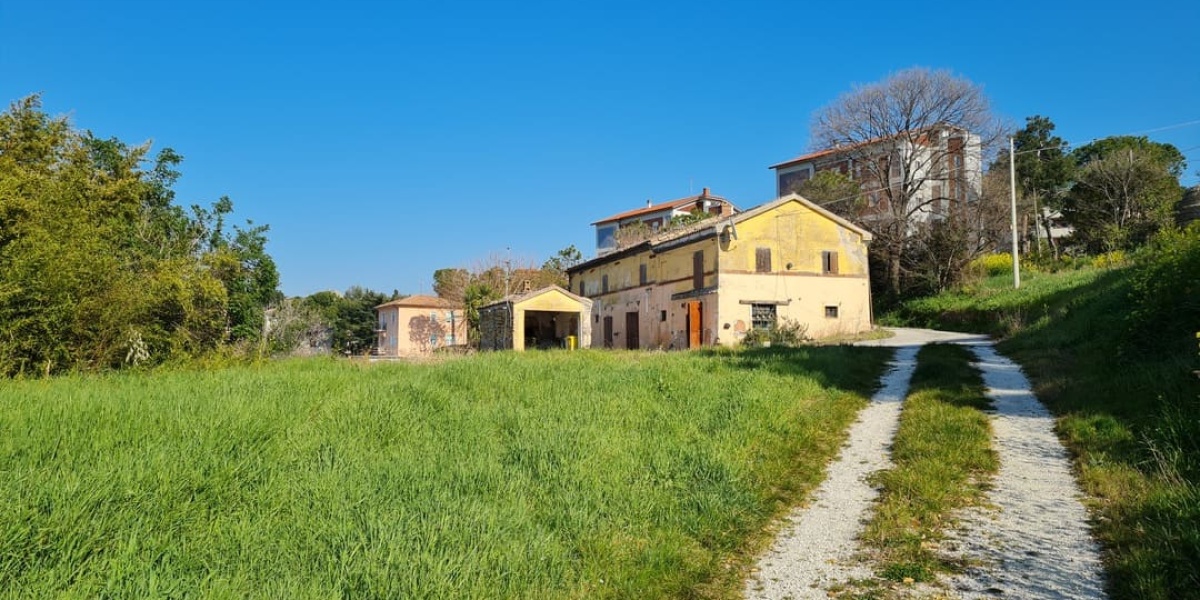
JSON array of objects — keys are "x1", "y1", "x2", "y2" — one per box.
[
  {"x1": 567, "y1": 194, "x2": 873, "y2": 349},
  {"x1": 375, "y1": 295, "x2": 467, "y2": 356}
]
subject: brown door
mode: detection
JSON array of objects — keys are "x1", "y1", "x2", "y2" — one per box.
[
  {"x1": 687, "y1": 301, "x2": 702, "y2": 348},
  {"x1": 625, "y1": 311, "x2": 639, "y2": 350},
  {"x1": 603, "y1": 316, "x2": 613, "y2": 348}
]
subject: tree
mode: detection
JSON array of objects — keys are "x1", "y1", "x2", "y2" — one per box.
[
  {"x1": 905, "y1": 168, "x2": 1011, "y2": 293},
  {"x1": 1000, "y1": 115, "x2": 1075, "y2": 257},
  {"x1": 795, "y1": 170, "x2": 863, "y2": 213},
  {"x1": 264, "y1": 297, "x2": 330, "y2": 355},
  {"x1": 1064, "y1": 136, "x2": 1185, "y2": 252},
  {"x1": 809, "y1": 67, "x2": 1005, "y2": 299},
  {"x1": 0, "y1": 95, "x2": 278, "y2": 375},
  {"x1": 432, "y1": 268, "x2": 469, "y2": 303},
  {"x1": 540, "y1": 245, "x2": 583, "y2": 287}
]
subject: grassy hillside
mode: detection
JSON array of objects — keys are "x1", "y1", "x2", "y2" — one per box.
[
  {"x1": 886, "y1": 238, "x2": 1200, "y2": 600},
  {"x1": 0, "y1": 347, "x2": 889, "y2": 599}
]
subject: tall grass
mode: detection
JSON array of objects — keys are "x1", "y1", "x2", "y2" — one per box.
[
  {"x1": 861, "y1": 344, "x2": 996, "y2": 583},
  {"x1": 887, "y1": 239, "x2": 1200, "y2": 600},
  {"x1": 0, "y1": 346, "x2": 889, "y2": 599}
]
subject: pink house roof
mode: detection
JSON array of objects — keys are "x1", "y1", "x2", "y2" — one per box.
[{"x1": 375, "y1": 295, "x2": 462, "y2": 310}]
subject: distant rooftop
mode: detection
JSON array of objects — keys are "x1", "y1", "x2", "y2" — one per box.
[{"x1": 592, "y1": 188, "x2": 729, "y2": 225}]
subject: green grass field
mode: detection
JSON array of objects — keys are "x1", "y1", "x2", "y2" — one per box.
[
  {"x1": 887, "y1": 258, "x2": 1200, "y2": 600},
  {"x1": 0, "y1": 347, "x2": 890, "y2": 599}
]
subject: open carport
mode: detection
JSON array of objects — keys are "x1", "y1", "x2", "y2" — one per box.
[{"x1": 478, "y1": 285, "x2": 593, "y2": 351}]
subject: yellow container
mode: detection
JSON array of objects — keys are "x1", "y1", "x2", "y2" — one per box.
[{"x1": 566, "y1": 335, "x2": 578, "y2": 350}]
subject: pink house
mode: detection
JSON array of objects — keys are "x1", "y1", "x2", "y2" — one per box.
[{"x1": 375, "y1": 295, "x2": 467, "y2": 356}]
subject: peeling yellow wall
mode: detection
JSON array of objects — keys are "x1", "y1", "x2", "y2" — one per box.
[
  {"x1": 719, "y1": 199, "x2": 869, "y2": 276},
  {"x1": 570, "y1": 237, "x2": 719, "y2": 349}
]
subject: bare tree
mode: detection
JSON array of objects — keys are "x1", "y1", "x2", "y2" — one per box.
[
  {"x1": 905, "y1": 168, "x2": 1011, "y2": 293},
  {"x1": 810, "y1": 67, "x2": 1006, "y2": 298}
]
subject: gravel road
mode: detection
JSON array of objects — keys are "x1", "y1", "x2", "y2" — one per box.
[{"x1": 743, "y1": 328, "x2": 1106, "y2": 599}]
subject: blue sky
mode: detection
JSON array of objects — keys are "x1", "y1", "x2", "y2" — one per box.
[{"x1": 3, "y1": 0, "x2": 1198, "y2": 297}]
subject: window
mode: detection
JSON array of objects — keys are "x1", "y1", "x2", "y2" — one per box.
[
  {"x1": 693, "y1": 251, "x2": 704, "y2": 289},
  {"x1": 825, "y1": 306, "x2": 839, "y2": 319},
  {"x1": 755, "y1": 247, "x2": 772, "y2": 273},
  {"x1": 751, "y1": 304, "x2": 777, "y2": 331},
  {"x1": 601, "y1": 274, "x2": 609, "y2": 293},
  {"x1": 639, "y1": 264, "x2": 648, "y2": 286},
  {"x1": 822, "y1": 251, "x2": 839, "y2": 275},
  {"x1": 660, "y1": 310, "x2": 667, "y2": 322},
  {"x1": 579, "y1": 280, "x2": 585, "y2": 296},
  {"x1": 596, "y1": 225, "x2": 617, "y2": 251},
  {"x1": 778, "y1": 168, "x2": 811, "y2": 195}
]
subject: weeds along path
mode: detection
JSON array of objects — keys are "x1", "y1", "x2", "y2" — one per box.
[
  {"x1": 942, "y1": 343, "x2": 1107, "y2": 599},
  {"x1": 742, "y1": 331, "x2": 969, "y2": 599}
]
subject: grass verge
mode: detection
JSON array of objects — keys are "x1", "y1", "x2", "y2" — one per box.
[
  {"x1": 860, "y1": 343, "x2": 996, "y2": 585},
  {"x1": 887, "y1": 253, "x2": 1200, "y2": 600},
  {"x1": 0, "y1": 346, "x2": 890, "y2": 599}
]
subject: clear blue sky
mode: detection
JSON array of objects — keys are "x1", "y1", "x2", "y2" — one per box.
[{"x1": 3, "y1": 0, "x2": 1198, "y2": 297}]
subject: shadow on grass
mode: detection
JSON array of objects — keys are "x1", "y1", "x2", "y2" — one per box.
[{"x1": 697, "y1": 345, "x2": 895, "y2": 399}]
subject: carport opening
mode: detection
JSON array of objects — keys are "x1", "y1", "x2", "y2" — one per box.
[{"x1": 523, "y1": 311, "x2": 580, "y2": 350}]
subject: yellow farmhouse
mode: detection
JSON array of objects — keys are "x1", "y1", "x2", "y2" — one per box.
[{"x1": 566, "y1": 193, "x2": 873, "y2": 349}]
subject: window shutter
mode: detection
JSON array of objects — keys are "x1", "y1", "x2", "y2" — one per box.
[
  {"x1": 755, "y1": 247, "x2": 771, "y2": 273},
  {"x1": 693, "y1": 251, "x2": 704, "y2": 289},
  {"x1": 822, "y1": 251, "x2": 840, "y2": 275}
]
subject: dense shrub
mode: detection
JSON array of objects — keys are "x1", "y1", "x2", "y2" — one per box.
[{"x1": 1127, "y1": 225, "x2": 1200, "y2": 354}]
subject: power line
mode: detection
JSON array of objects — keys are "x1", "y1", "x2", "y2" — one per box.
[{"x1": 1012, "y1": 117, "x2": 1200, "y2": 156}]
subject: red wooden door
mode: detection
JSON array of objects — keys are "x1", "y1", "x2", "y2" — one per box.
[{"x1": 687, "y1": 301, "x2": 702, "y2": 348}]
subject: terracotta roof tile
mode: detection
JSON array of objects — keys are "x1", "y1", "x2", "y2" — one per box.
[{"x1": 375, "y1": 295, "x2": 462, "y2": 310}]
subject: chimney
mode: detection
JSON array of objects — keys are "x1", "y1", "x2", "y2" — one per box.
[
  {"x1": 646, "y1": 199, "x2": 652, "y2": 208},
  {"x1": 701, "y1": 187, "x2": 710, "y2": 198}
]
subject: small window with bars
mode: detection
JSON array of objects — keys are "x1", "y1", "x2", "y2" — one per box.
[
  {"x1": 825, "y1": 306, "x2": 839, "y2": 319},
  {"x1": 751, "y1": 304, "x2": 777, "y2": 331}
]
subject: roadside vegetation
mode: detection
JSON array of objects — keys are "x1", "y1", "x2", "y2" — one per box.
[
  {"x1": 884, "y1": 226, "x2": 1200, "y2": 600},
  {"x1": 0, "y1": 346, "x2": 889, "y2": 599},
  {"x1": 861, "y1": 344, "x2": 996, "y2": 585}
]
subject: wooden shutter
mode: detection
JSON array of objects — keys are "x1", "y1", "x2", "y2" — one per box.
[
  {"x1": 755, "y1": 247, "x2": 771, "y2": 273},
  {"x1": 822, "y1": 251, "x2": 839, "y2": 275},
  {"x1": 693, "y1": 251, "x2": 704, "y2": 289}
]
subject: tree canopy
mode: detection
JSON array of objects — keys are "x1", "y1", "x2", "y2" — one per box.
[
  {"x1": 0, "y1": 95, "x2": 279, "y2": 375},
  {"x1": 1064, "y1": 136, "x2": 1186, "y2": 252}
]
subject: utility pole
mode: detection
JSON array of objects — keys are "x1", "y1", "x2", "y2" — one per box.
[
  {"x1": 1009, "y1": 136, "x2": 1021, "y2": 289},
  {"x1": 504, "y1": 246, "x2": 512, "y2": 297}
]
